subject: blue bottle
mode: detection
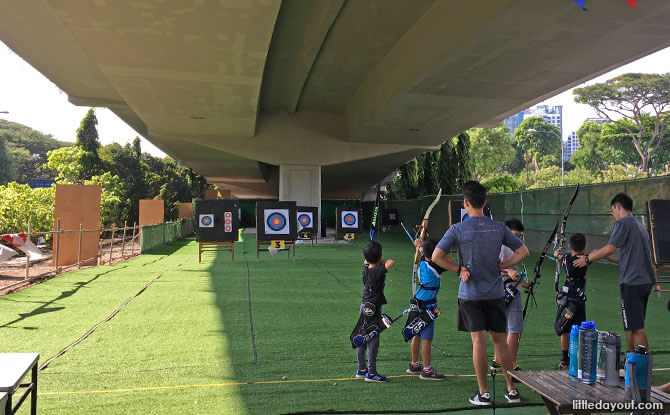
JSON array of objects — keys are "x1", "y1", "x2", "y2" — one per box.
[
  {"x1": 568, "y1": 325, "x2": 579, "y2": 377},
  {"x1": 578, "y1": 321, "x2": 598, "y2": 384}
]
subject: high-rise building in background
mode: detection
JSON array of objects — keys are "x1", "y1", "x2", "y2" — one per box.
[
  {"x1": 565, "y1": 131, "x2": 579, "y2": 160},
  {"x1": 504, "y1": 105, "x2": 563, "y2": 137},
  {"x1": 584, "y1": 117, "x2": 610, "y2": 125}
]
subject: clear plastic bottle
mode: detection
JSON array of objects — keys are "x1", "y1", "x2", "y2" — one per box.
[{"x1": 578, "y1": 321, "x2": 597, "y2": 384}]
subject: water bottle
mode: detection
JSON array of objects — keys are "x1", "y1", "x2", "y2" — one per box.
[
  {"x1": 568, "y1": 325, "x2": 579, "y2": 377},
  {"x1": 596, "y1": 330, "x2": 608, "y2": 381},
  {"x1": 578, "y1": 321, "x2": 597, "y2": 384},
  {"x1": 603, "y1": 333, "x2": 621, "y2": 387},
  {"x1": 625, "y1": 345, "x2": 652, "y2": 401}
]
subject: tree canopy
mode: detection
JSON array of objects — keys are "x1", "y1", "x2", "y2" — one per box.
[{"x1": 574, "y1": 73, "x2": 670, "y2": 172}]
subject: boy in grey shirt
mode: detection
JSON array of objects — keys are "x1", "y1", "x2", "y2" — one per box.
[
  {"x1": 574, "y1": 192, "x2": 655, "y2": 351},
  {"x1": 432, "y1": 181, "x2": 529, "y2": 406}
]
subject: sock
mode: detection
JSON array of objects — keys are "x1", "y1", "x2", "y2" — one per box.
[
  {"x1": 562, "y1": 350, "x2": 569, "y2": 362},
  {"x1": 423, "y1": 365, "x2": 432, "y2": 372},
  {"x1": 411, "y1": 361, "x2": 420, "y2": 367}
]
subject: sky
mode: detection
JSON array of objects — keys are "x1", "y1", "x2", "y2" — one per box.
[{"x1": 0, "y1": 41, "x2": 669, "y2": 153}]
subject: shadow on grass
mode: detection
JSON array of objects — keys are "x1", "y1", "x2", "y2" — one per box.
[
  {"x1": 0, "y1": 265, "x2": 125, "y2": 329},
  {"x1": 0, "y1": 239, "x2": 188, "y2": 330}
]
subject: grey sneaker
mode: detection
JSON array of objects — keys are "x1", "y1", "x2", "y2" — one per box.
[
  {"x1": 420, "y1": 368, "x2": 445, "y2": 381},
  {"x1": 469, "y1": 392, "x2": 491, "y2": 406},
  {"x1": 505, "y1": 388, "x2": 521, "y2": 403},
  {"x1": 406, "y1": 363, "x2": 423, "y2": 375}
]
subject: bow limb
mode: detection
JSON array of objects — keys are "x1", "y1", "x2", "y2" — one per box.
[
  {"x1": 412, "y1": 189, "x2": 442, "y2": 294},
  {"x1": 554, "y1": 184, "x2": 580, "y2": 293}
]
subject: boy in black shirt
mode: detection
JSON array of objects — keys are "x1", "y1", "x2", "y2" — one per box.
[
  {"x1": 356, "y1": 241, "x2": 395, "y2": 382},
  {"x1": 553, "y1": 233, "x2": 588, "y2": 368}
]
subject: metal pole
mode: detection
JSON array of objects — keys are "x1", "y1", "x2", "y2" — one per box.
[
  {"x1": 108, "y1": 224, "x2": 116, "y2": 265},
  {"x1": 132, "y1": 222, "x2": 137, "y2": 255},
  {"x1": 55, "y1": 219, "x2": 61, "y2": 270},
  {"x1": 77, "y1": 224, "x2": 83, "y2": 269},
  {"x1": 121, "y1": 221, "x2": 127, "y2": 259},
  {"x1": 25, "y1": 221, "x2": 31, "y2": 279},
  {"x1": 561, "y1": 136, "x2": 564, "y2": 186}
]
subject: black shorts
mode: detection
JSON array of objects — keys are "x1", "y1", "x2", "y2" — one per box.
[
  {"x1": 555, "y1": 300, "x2": 586, "y2": 335},
  {"x1": 620, "y1": 283, "x2": 653, "y2": 331},
  {"x1": 457, "y1": 298, "x2": 507, "y2": 333}
]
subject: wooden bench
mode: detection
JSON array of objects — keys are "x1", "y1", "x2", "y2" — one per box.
[
  {"x1": 510, "y1": 369, "x2": 670, "y2": 415},
  {"x1": 0, "y1": 353, "x2": 39, "y2": 415}
]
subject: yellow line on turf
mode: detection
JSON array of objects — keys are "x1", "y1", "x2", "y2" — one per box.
[{"x1": 41, "y1": 373, "x2": 476, "y2": 396}]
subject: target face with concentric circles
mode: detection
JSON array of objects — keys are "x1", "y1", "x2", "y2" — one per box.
[
  {"x1": 298, "y1": 213, "x2": 312, "y2": 227},
  {"x1": 267, "y1": 212, "x2": 287, "y2": 231},
  {"x1": 341, "y1": 210, "x2": 359, "y2": 229},
  {"x1": 199, "y1": 214, "x2": 214, "y2": 228}
]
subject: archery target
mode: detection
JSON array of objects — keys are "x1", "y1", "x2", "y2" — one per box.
[
  {"x1": 199, "y1": 214, "x2": 214, "y2": 228},
  {"x1": 341, "y1": 211, "x2": 359, "y2": 228},
  {"x1": 224, "y1": 211, "x2": 232, "y2": 232},
  {"x1": 297, "y1": 212, "x2": 313, "y2": 229},
  {"x1": 264, "y1": 209, "x2": 290, "y2": 235}
]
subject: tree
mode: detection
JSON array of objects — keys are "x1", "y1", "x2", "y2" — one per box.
[
  {"x1": 0, "y1": 182, "x2": 55, "y2": 235},
  {"x1": 599, "y1": 115, "x2": 670, "y2": 172},
  {"x1": 45, "y1": 146, "x2": 87, "y2": 183},
  {"x1": 570, "y1": 121, "x2": 609, "y2": 176},
  {"x1": 454, "y1": 132, "x2": 473, "y2": 190},
  {"x1": 482, "y1": 174, "x2": 520, "y2": 193},
  {"x1": 85, "y1": 172, "x2": 129, "y2": 227},
  {"x1": 467, "y1": 126, "x2": 515, "y2": 180},
  {"x1": 0, "y1": 135, "x2": 13, "y2": 184},
  {"x1": 75, "y1": 108, "x2": 103, "y2": 179},
  {"x1": 0, "y1": 120, "x2": 67, "y2": 183},
  {"x1": 417, "y1": 151, "x2": 439, "y2": 196},
  {"x1": 514, "y1": 117, "x2": 562, "y2": 184},
  {"x1": 574, "y1": 73, "x2": 670, "y2": 172},
  {"x1": 437, "y1": 139, "x2": 458, "y2": 195}
]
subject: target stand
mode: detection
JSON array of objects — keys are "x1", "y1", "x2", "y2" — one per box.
[
  {"x1": 335, "y1": 208, "x2": 362, "y2": 245},
  {"x1": 256, "y1": 240, "x2": 295, "y2": 260},
  {"x1": 648, "y1": 200, "x2": 670, "y2": 294},
  {"x1": 198, "y1": 241, "x2": 234, "y2": 263},
  {"x1": 298, "y1": 232, "x2": 317, "y2": 245}
]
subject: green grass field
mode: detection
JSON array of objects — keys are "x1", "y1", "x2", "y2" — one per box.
[{"x1": 1, "y1": 233, "x2": 668, "y2": 414}]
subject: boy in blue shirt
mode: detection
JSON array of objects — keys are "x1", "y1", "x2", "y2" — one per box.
[
  {"x1": 406, "y1": 239, "x2": 446, "y2": 380},
  {"x1": 431, "y1": 181, "x2": 529, "y2": 406}
]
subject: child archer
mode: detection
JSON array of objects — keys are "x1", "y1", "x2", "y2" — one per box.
[
  {"x1": 554, "y1": 233, "x2": 588, "y2": 369},
  {"x1": 407, "y1": 239, "x2": 446, "y2": 380}
]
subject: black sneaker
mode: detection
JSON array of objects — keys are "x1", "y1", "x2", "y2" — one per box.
[
  {"x1": 513, "y1": 365, "x2": 523, "y2": 371},
  {"x1": 406, "y1": 363, "x2": 423, "y2": 375},
  {"x1": 490, "y1": 360, "x2": 501, "y2": 370},
  {"x1": 469, "y1": 392, "x2": 491, "y2": 406},
  {"x1": 505, "y1": 388, "x2": 521, "y2": 403},
  {"x1": 559, "y1": 360, "x2": 569, "y2": 369},
  {"x1": 420, "y1": 368, "x2": 445, "y2": 381}
]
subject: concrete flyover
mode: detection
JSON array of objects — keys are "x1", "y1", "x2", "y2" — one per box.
[{"x1": 1, "y1": 0, "x2": 669, "y2": 206}]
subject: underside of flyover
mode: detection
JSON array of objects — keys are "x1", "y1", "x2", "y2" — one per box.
[{"x1": 1, "y1": 0, "x2": 669, "y2": 200}]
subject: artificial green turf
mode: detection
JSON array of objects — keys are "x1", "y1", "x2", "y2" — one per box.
[{"x1": 0, "y1": 233, "x2": 668, "y2": 414}]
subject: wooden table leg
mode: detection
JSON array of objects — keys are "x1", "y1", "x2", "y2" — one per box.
[{"x1": 541, "y1": 396, "x2": 560, "y2": 415}]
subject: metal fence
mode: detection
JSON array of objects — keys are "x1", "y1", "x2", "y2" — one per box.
[{"x1": 1, "y1": 218, "x2": 194, "y2": 291}]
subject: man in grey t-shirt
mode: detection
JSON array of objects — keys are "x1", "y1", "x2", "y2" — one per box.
[
  {"x1": 432, "y1": 181, "x2": 529, "y2": 406},
  {"x1": 575, "y1": 192, "x2": 655, "y2": 351}
]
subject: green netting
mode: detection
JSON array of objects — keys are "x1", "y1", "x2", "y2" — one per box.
[
  {"x1": 382, "y1": 176, "x2": 670, "y2": 240},
  {"x1": 140, "y1": 218, "x2": 194, "y2": 252}
]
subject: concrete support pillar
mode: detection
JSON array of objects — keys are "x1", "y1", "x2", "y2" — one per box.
[{"x1": 279, "y1": 165, "x2": 321, "y2": 211}]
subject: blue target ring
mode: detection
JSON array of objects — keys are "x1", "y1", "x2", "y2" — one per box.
[
  {"x1": 343, "y1": 213, "x2": 357, "y2": 226},
  {"x1": 267, "y1": 212, "x2": 287, "y2": 231},
  {"x1": 298, "y1": 213, "x2": 311, "y2": 227},
  {"x1": 201, "y1": 216, "x2": 213, "y2": 226}
]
